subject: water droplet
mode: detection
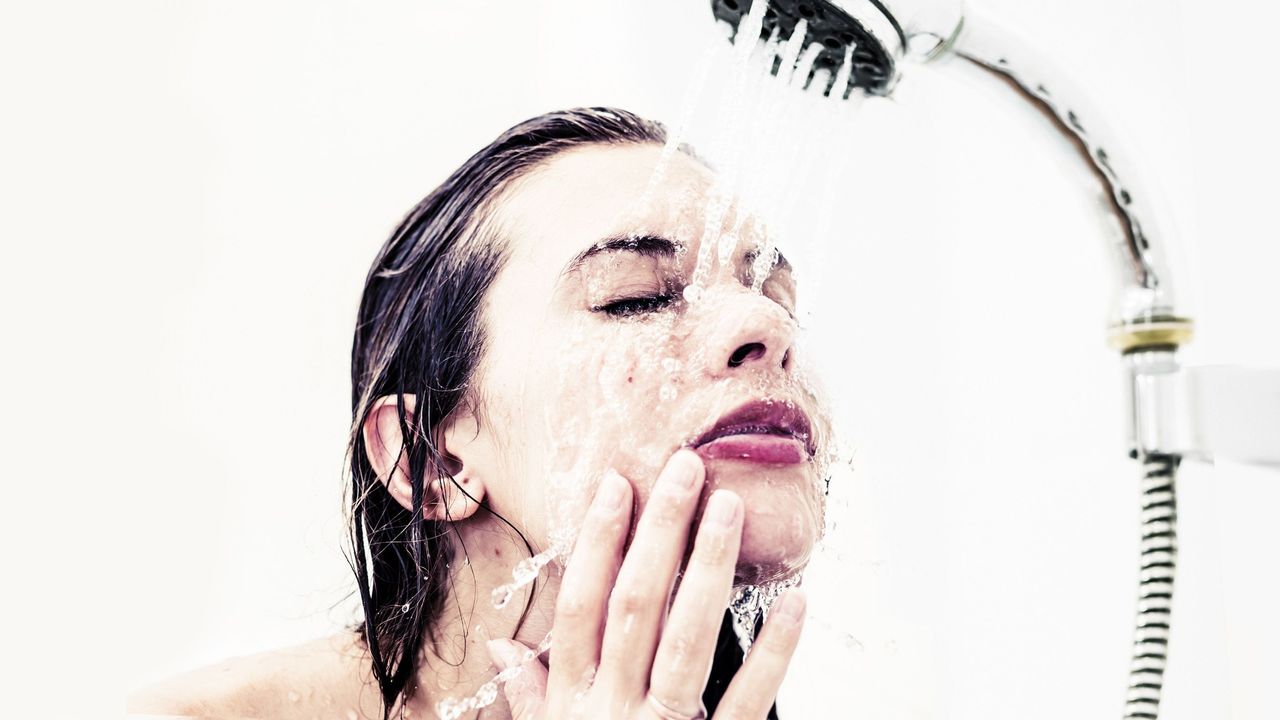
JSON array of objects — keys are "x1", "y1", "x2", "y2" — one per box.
[
  {"x1": 536, "y1": 629, "x2": 554, "y2": 654},
  {"x1": 682, "y1": 284, "x2": 704, "y2": 303},
  {"x1": 661, "y1": 357, "x2": 681, "y2": 373},
  {"x1": 659, "y1": 383, "x2": 678, "y2": 401},
  {"x1": 287, "y1": 691, "x2": 300, "y2": 703},
  {"x1": 490, "y1": 585, "x2": 515, "y2": 609},
  {"x1": 400, "y1": 603, "x2": 410, "y2": 614}
]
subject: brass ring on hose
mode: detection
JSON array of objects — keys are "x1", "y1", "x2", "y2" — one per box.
[{"x1": 1108, "y1": 318, "x2": 1194, "y2": 353}]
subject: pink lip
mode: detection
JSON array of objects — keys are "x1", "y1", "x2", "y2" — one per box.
[{"x1": 690, "y1": 399, "x2": 814, "y2": 465}]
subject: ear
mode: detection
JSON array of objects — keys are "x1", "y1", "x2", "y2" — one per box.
[{"x1": 362, "y1": 393, "x2": 485, "y2": 521}]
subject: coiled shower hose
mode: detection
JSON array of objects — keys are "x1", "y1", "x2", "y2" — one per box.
[{"x1": 1124, "y1": 452, "x2": 1180, "y2": 719}]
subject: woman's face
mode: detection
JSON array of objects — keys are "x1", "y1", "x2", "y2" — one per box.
[{"x1": 456, "y1": 143, "x2": 833, "y2": 586}]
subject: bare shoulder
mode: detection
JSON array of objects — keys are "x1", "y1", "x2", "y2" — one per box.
[{"x1": 128, "y1": 631, "x2": 384, "y2": 719}]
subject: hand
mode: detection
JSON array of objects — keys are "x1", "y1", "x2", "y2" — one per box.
[{"x1": 486, "y1": 450, "x2": 806, "y2": 719}]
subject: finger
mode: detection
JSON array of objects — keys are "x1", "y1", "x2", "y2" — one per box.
[
  {"x1": 596, "y1": 450, "x2": 704, "y2": 692},
  {"x1": 647, "y1": 489, "x2": 743, "y2": 714},
  {"x1": 545, "y1": 470, "x2": 632, "y2": 707},
  {"x1": 714, "y1": 589, "x2": 806, "y2": 720},
  {"x1": 488, "y1": 639, "x2": 548, "y2": 720}
]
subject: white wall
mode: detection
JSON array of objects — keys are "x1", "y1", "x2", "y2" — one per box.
[{"x1": 3, "y1": 1, "x2": 1277, "y2": 717}]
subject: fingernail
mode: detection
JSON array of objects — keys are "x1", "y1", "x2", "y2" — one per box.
[
  {"x1": 486, "y1": 639, "x2": 520, "y2": 670},
  {"x1": 594, "y1": 470, "x2": 627, "y2": 513},
  {"x1": 663, "y1": 451, "x2": 701, "y2": 491},
  {"x1": 772, "y1": 589, "x2": 806, "y2": 625},
  {"x1": 706, "y1": 490, "x2": 741, "y2": 527}
]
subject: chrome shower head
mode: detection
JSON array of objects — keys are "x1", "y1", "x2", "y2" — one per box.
[
  {"x1": 710, "y1": 0, "x2": 966, "y2": 96},
  {"x1": 710, "y1": 0, "x2": 903, "y2": 95}
]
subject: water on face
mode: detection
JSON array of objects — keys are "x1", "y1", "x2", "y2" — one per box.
[{"x1": 437, "y1": 0, "x2": 866, "y2": 714}]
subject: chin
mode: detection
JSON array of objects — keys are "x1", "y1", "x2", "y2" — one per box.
[{"x1": 702, "y1": 457, "x2": 824, "y2": 586}]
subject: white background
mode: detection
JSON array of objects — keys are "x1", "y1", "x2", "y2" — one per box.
[{"x1": 3, "y1": 1, "x2": 1278, "y2": 718}]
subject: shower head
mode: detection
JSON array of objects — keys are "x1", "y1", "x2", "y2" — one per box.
[
  {"x1": 709, "y1": 0, "x2": 1191, "y2": 354},
  {"x1": 710, "y1": 0, "x2": 964, "y2": 96},
  {"x1": 711, "y1": 0, "x2": 899, "y2": 95}
]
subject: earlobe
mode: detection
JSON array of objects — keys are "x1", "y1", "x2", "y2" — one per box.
[
  {"x1": 424, "y1": 475, "x2": 484, "y2": 521},
  {"x1": 362, "y1": 394, "x2": 486, "y2": 521}
]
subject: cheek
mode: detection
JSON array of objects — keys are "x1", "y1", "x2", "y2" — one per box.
[
  {"x1": 545, "y1": 318, "x2": 688, "y2": 470},
  {"x1": 523, "y1": 308, "x2": 831, "y2": 567},
  {"x1": 532, "y1": 318, "x2": 698, "y2": 547}
]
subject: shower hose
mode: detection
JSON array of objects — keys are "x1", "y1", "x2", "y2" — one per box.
[
  {"x1": 956, "y1": 40, "x2": 1188, "y2": 720},
  {"x1": 1125, "y1": 452, "x2": 1180, "y2": 719}
]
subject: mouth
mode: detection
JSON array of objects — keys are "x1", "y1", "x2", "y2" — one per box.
[{"x1": 689, "y1": 398, "x2": 815, "y2": 465}]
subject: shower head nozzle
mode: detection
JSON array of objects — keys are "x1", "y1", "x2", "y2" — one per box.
[{"x1": 710, "y1": 0, "x2": 905, "y2": 96}]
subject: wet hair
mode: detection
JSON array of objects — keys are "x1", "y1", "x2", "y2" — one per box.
[{"x1": 345, "y1": 107, "x2": 777, "y2": 720}]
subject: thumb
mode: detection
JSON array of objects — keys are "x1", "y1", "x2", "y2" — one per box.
[{"x1": 487, "y1": 639, "x2": 547, "y2": 720}]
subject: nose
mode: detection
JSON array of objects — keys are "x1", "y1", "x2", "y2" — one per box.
[{"x1": 704, "y1": 291, "x2": 796, "y2": 376}]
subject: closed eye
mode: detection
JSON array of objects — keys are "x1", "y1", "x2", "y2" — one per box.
[{"x1": 591, "y1": 293, "x2": 677, "y2": 318}]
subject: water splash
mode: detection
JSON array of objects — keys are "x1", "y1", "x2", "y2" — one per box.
[
  {"x1": 728, "y1": 574, "x2": 804, "y2": 655},
  {"x1": 490, "y1": 547, "x2": 559, "y2": 609},
  {"x1": 435, "y1": 631, "x2": 555, "y2": 720}
]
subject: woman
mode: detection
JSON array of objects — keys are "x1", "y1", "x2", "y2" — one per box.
[{"x1": 129, "y1": 107, "x2": 834, "y2": 719}]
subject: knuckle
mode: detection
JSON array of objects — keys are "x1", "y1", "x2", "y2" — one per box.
[
  {"x1": 607, "y1": 584, "x2": 651, "y2": 616},
  {"x1": 691, "y1": 531, "x2": 732, "y2": 566},
  {"x1": 554, "y1": 592, "x2": 592, "y2": 622},
  {"x1": 587, "y1": 505, "x2": 627, "y2": 535},
  {"x1": 656, "y1": 632, "x2": 698, "y2": 671},
  {"x1": 644, "y1": 490, "x2": 684, "y2": 524}
]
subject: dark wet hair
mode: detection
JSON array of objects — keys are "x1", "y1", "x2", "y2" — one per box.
[{"x1": 345, "y1": 107, "x2": 777, "y2": 719}]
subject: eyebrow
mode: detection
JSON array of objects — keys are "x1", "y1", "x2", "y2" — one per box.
[
  {"x1": 559, "y1": 233, "x2": 793, "y2": 278},
  {"x1": 562, "y1": 234, "x2": 682, "y2": 277}
]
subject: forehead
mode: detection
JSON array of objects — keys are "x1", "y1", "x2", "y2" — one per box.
[{"x1": 492, "y1": 144, "x2": 721, "y2": 272}]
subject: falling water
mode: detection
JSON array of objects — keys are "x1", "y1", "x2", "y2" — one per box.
[
  {"x1": 678, "y1": 9, "x2": 863, "y2": 312},
  {"x1": 435, "y1": 631, "x2": 555, "y2": 720},
  {"x1": 489, "y1": 547, "x2": 559, "y2": 610}
]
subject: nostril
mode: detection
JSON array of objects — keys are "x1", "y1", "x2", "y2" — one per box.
[{"x1": 728, "y1": 342, "x2": 766, "y2": 368}]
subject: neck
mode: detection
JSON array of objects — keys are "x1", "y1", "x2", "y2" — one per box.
[{"x1": 403, "y1": 512, "x2": 562, "y2": 719}]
